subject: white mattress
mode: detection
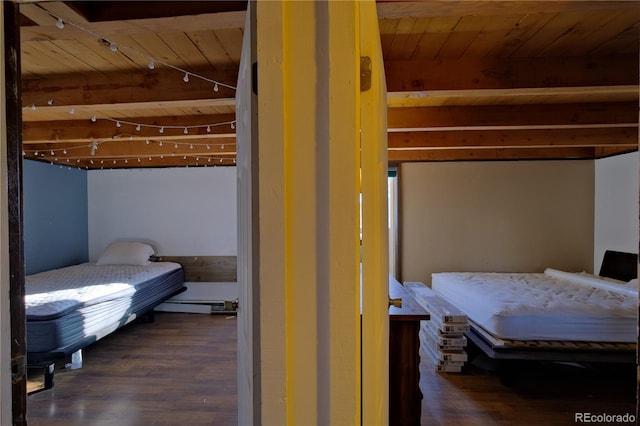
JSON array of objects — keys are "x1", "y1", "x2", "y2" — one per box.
[
  {"x1": 26, "y1": 261, "x2": 182, "y2": 320},
  {"x1": 431, "y1": 270, "x2": 637, "y2": 342}
]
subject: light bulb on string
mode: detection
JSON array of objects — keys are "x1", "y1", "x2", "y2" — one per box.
[
  {"x1": 148, "y1": 60, "x2": 155, "y2": 70},
  {"x1": 116, "y1": 121, "x2": 121, "y2": 128},
  {"x1": 136, "y1": 124, "x2": 141, "y2": 131},
  {"x1": 91, "y1": 116, "x2": 97, "y2": 122},
  {"x1": 221, "y1": 144, "x2": 225, "y2": 150},
  {"x1": 184, "y1": 127, "x2": 188, "y2": 134},
  {"x1": 110, "y1": 42, "x2": 118, "y2": 52},
  {"x1": 231, "y1": 122, "x2": 235, "y2": 130},
  {"x1": 56, "y1": 18, "x2": 65, "y2": 29},
  {"x1": 30, "y1": 104, "x2": 36, "y2": 111},
  {"x1": 159, "y1": 141, "x2": 163, "y2": 146},
  {"x1": 214, "y1": 83, "x2": 219, "y2": 92},
  {"x1": 206, "y1": 125, "x2": 211, "y2": 133},
  {"x1": 174, "y1": 143, "x2": 178, "y2": 148},
  {"x1": 69, "y1": 108, "x2": 75, "y2": 114},
  {"x1": 47, "y1": 99, "x2": 54, "y2": 105},
  {"x1": 159, "y1": 127, "x2": 164, "y2": 134},
  {"x1": 183, "y1": 73, "x2": 190, "y2": 83}
]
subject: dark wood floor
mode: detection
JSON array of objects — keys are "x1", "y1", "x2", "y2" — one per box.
[
  {"x1": 27, "y1": 312, "x2": 237, "y2": 426},
  {"x1": 27, "y1": 312, "x2": 636, "y2": 425}
]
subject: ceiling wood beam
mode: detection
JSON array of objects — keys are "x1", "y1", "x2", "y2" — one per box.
[
  {"x1": 376, "y1": 1, "x2": 640, "y2": 20},
  {"x1": 388, "y1": 103, "x2": 638, "y2": 130},
  {"x1": 387, "y1": 86, "x2": 639, "y2": 107},
  {"x1": 20, "y1": 10, "x2": 246, "y2": 42},
  {"x1": 388, "y1": 147, "x2": 599, "y2": 162},
  {"x1": 22, "y1": 114, "x2": 237, "y2": 142},
  {"x1": 389, "y1": 127, "x2": 638, "y2": 150},
  {"x1": 385, "y1": 55, "x2": 638, "y2": 92},
  {"x1": 24, "y1": 138, "x2": 236, "y2": 164},
  {"x1": 21, "y1": 66, "x2": 237, "y2": 110}
]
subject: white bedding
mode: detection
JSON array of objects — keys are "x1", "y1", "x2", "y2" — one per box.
[
  {"x1": 26, "y1": 261, "x2": 182, "y2": 319},
  {"x1": 431, "y1": 271, "x2": 637, "y2": 342}
]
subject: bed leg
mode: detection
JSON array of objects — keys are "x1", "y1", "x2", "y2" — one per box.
[
  {"x1": 498, "y1": 361, "x2": 520, "y2": 387},
  {"x1": 65, "y1": 349, "x2": 83, "y2": 370},
  {"x1": 43, "y1": 363, "x2": 55, "y2": 389}
]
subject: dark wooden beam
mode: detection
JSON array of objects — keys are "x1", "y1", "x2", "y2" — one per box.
[
  {"x1": 376, "y1": 1, "x2": 640, "y2": 20},
  {"x1": 388, "y1": 147, "x2": 599, "y2": 162},
  {"x1": 22, "y1": 114, "x2": 236, "y2": 142},
  {"x1": 385, "y1": 55, "x2": 639, "y2": 92},
  {"x1": 389, "y1": 127, "x2": 638, "y2": 149},
  {"x1": 388, "y1": 103, "x2": 638, "y2": 130},
  {"x1": 21, "y1": 66, "x2": 237, "y2": 108},
  {"x1": 4, "y1": 1, "x2": 27, "y2": 424}
]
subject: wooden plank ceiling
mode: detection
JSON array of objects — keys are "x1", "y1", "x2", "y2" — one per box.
[{"x1": 18, "y1": 1, "x2": 640, "y2": 169}]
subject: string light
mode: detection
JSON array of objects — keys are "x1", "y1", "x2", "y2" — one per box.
[
  {"x1": 98, "y1": 117, "x2": 236, "y2": 134},
  {"x1": 40, "y1": 10, "x2": 235, "y2": 92},
  {"x1": 183, "y1": 72, "x2": 190, "y2": 83},
  {"x1": 91, "y1": 115, "x2": 97, "y2": 122}
]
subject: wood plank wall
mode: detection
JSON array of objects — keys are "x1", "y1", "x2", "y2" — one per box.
[{"x1": 154, "y1": 256, "x2": 237, "y2": 282}]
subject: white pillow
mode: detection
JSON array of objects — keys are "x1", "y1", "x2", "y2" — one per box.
[{"x1": 96, "y1": 242, "x2": 155, "y2": 266}]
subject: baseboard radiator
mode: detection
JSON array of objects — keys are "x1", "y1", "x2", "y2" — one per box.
[{"x1": 155, "y1": 300, "x2": 237, "y2": 314}]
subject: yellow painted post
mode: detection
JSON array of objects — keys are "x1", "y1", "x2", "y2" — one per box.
[
  {"x1": 360, "y1": 0, "x2": 390, "y2": 424},
  {"x1": 239, "y1": 1, "x2": 362, "y2": 423}
]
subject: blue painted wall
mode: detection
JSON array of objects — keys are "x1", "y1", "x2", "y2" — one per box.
[{"x1": 23, "y1": 160, "x2": 88, "y2": 274}]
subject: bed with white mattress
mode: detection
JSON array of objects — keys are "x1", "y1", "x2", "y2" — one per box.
[
  {"x1": 26, "y1": 242, "x2": 185, "y2": 365},
  {"x1": 430, "y1": 251, "x2": 637, "y2": 363}
]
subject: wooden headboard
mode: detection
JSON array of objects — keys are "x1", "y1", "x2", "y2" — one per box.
[
  {"x1": 599, "y1": 250, "x2": 638, "y2": 282},
  {"x1": 153, "y1": 256, "x2": 237, "y2": 282}
]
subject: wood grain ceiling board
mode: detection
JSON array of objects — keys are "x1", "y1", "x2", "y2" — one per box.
[{"x1": 15, "y1": 1, "x2": 640, "y2": 168}]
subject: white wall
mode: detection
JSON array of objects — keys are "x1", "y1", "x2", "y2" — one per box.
[
  {"x1": 88, "y1": 167, "x2": 237, "y2": 259},
  {"x1": 594, "y1": 152, "x2": 639, "y2": 272},
  {"x1": 400, "y1": 160, "x2": 595, "y2": 284}
]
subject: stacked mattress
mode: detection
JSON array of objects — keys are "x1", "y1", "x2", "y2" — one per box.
[
  {"x1": 405, "y1": 282, "x2": 469, "y2": 372},
  {"x1": 26, "y1": 262, "x2": 184, "y2": 355},
  {"x1": 431, "y1": 270, "x2": 637, "y2": 342}
]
